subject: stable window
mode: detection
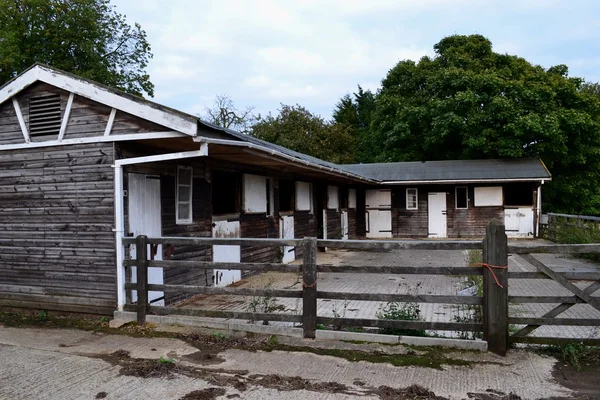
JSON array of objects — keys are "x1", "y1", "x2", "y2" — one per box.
[
  {"x1": 406, "y1": 188, "x2": 418, "y2": 210},
  {"x1": 176, "y1": 166, "x2": 193, "y2": 224},
  {"x1": 279, "y1": 180, "x2": 295, "y2": 212},
  {"x1": 327, "y1": 186, "x2": 339, "y2": 210},
  {"x1": 474, "y1": 186, "x2": 503, "y2": 206},
  {"x1": 455, "y1": 187, "x2": 468, "y2": 209},
  {"x1": 212, "y1": 170, "x2": 241, "y2": 215},
  {"x1": 295, "y1": 181, "x2": 313, "y2": 212},
  {"x1": 243, "y1": 174, "x2": 267, "y2": 213},
  {"x1": 29, "y1": 94, "x2": 62, "y2": 137},
  {"x1": 348, "y1": 188, "x2": 357, "y2": 209},
  {"x1": 504, "y1": 183, "x2": 534, "y2": 206}
]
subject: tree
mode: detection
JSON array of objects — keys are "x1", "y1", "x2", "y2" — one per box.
[
  {"x1": 333, "y1": 85, "x2": 376, "y2": 162},
  {"x1": 251, "y1": 104, "x2": 357, "y2": 164},
  {"x1": 204, "y1": 94, "x2": 255, "y2": 133},
  {"x1": 0, "y1": 0, "x2": 154, "y2": 97},
  {"x1": 368, "y1": 34, "x2": 600, "y2": 214}
]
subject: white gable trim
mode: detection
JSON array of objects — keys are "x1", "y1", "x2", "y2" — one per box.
[
  {"x1": 12, "y1": 98, "x2": 29, "y2": 143},
  {"x1": 0, "y1": 131, "x2": 186, "y2": 151},
  {"x1": 0, "y1": 65, "x2": 197, "y2": 136}
]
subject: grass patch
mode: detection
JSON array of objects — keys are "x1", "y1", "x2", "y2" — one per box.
[
  {"x1": 543, "y1": 343, "x2": 600, "y2": 371},
  {"x1": 548, "y1": 220, "x2": 600, "y2": 262}
]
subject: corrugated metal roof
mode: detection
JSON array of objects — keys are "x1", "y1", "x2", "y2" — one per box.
[{"x1": 342, "y1": 158, "x2": 551, "y2": 182}]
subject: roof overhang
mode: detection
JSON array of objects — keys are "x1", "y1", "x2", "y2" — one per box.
[
  {"x1": 0, "y1": 65, "x2": 197, "y2": 136},
  {"x1": 381, "y1": 177, "x2": 551, "y2": 185},
  {"x1": 194, "y1": 137, "x2": 377, "y2": 184}
]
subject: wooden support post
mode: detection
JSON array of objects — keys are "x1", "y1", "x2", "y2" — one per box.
[
  {"x1": 302, "y1": 237, "x2": 318, "y2": 339},
  {"x1": 483, "y1": 219, "x2": 509, "y2": 356},
  {"x1": 136, "y1": 235, "x2": 148, "y2": 325}
]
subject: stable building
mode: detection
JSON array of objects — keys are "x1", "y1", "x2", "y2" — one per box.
[{"x1": 0, "y1": 65, "x2": 551, "y2": 315}]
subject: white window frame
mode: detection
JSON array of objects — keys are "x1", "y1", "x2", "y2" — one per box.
[
  {"x1": 295, "y1": 181, "x2": 313, "y2": 213},
  {"x1": 474, "y1": 186, "x2": 503, "y2": 207},
  {"x1": 406, "y1": 188, "x2": 418, "y2": 210},
  {"x1": 455, "y1": 186, "x2": 468, "y2": 210},
  {"x1": 176, "y1": 166, "x2": 193, "y2": 224},
  {"x1": 348, "y1": 188, "x2": 357, "y2": 209},
  {"x1": 327, "y1": 185, "x2": 339, "y2": 210}
]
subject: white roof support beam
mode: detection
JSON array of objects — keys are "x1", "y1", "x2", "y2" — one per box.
[
  {"x1": 57, "y1": 92, "x2": 74, "y2": 141},
  {"x1": 0, "y1": 65, "x2": 197, "y2": 136},
  {"x1": 103, "y1": 108, "x2": 117, "y2": 136},
  {"x1": 12, "y1": 98, "x2": 29, "y2": 143}
]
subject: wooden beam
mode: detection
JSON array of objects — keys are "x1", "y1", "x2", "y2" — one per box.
[
  {"x1": 12, "y1": 98, "x2": 29, "y2": 143},
  {"x1": 57, "y1": 93, "x2": 74, "y2": 141},
  {"x1": 302, "y1": 237, "x2": 318, "y2": 339},
  {"x1": 103, "y1": 108, "x2": 117, "y2": 136}
]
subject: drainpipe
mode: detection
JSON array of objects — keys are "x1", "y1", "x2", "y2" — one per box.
[{"x1": 113, "y1": 164, "x2": 126, "y2": 310}]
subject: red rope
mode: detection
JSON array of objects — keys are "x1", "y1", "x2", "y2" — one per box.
[{"x1": 472, "y1": 263, "x2": 508, "y2": 288}]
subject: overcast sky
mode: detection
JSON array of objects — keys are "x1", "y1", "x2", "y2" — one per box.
[{"x1": 112, "y1": 0, "x2": 600, "y2": 121}]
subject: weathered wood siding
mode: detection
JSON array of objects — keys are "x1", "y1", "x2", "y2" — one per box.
[
  {"x1": 392, "y1": 185, "x2": 507, "y2": 238},
  {"x1": 294, "y1": 210, "x2": 318, "y2": 258},
  {"x1": 326, "y1": 209, "x2": 342, "y2": 239},
  {"x1": 356, "y1": 188, "x2": 366, "y2": 237},
  {"x1": 347, "y1": 208, "x2": 358, "y2": 239},
  {"x1": 240, "y1": 214, "x2": 279, "y2": 266},
  {"x1": 0, "y1": 97, "x2": 26, "y2": 144},
  {"x1": 0, "y1": 142, "x2": 116, "y2": 314}
]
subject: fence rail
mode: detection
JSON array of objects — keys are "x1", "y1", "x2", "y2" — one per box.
[{"x1": 124, "y1": 220, "x2": 600, "y2": 356}]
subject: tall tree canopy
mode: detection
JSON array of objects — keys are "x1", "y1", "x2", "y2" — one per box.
[
  {"x1": 333, "y1": 85, "x2": 377, "y2": 162},
  {"x1": 365, "y1": 34, "x2": 600, "y2": 214},
  {"x1": 251, "y1": 104, "x2": 357, "y2": 164},
  {"x1": 0, "y1": 0, "x2": 154, "y2": 97}
]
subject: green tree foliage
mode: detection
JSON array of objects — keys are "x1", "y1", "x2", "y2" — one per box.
[
  {"x1": 0, "y1": 0, "x2": 154, "y2": 97},
  {"x1": 369, "y1": 34, "x2": 600, "y2": 214},
  {"x1": 333, "y1": 86, "x2": 377, "y2": 162},
  {"x1": 251, "y1": 104, "x2": 357, "y2": 164}
]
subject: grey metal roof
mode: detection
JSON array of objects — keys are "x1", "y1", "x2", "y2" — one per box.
[{"x1": 341, "y1": 158, "x2": 551, "y2": 182}]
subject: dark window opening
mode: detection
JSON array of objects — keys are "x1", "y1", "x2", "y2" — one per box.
[
  {"x1": 504, "y1": 183, "x2": 534, "y2": 206},
  {"x1": 279, "y1": 180, "x2": 295, "y2": 212},
  {"x1": 455, "y1": 187, "x2": 468, "y2": 209},
  {"x1": 340, "y1": 188, "x2": 348, "y2": 209},
  {"x1": 29, "y1": 94, "x2": 62, "y2": 137},
  {"x1": 212, "y1": 170, "x2": 241, "y2": 214}
]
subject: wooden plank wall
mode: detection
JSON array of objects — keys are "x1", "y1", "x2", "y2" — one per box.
[
  {"x1": 347, "y1": 208, "x2": 358, "y2": 239},
  {"x1": 326, "y1": 209, "x2": 342, "y2": 239},
  {"x1": 392, "y1": 185, "x2": 506, "y2": 238},
  {"x1": 0, "y1": 98, "x2": 27, "y2": 144},
  {"x1": 294, "y1": 210, "x2": 318, "y2": 258},
  {"x1": 0, "y1": 142, "x2": 117, "y2": 314}
]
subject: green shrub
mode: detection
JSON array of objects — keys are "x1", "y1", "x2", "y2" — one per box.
[
  {"x1": 376, "y1": 302, "x2": 426, "y2": 337},
  {"x1": 551, "y1": 221, "x2": 600, "y2": 262}
]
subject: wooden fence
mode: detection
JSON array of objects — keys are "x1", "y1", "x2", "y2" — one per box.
[
  {"x1": 122, "y1": 220, "x2": 600, "y2": 356},
  {"x1": 541, "y1": 212, "x2": 600, "y2": 241}
]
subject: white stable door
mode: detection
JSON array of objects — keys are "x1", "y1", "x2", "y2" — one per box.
[
  {"x1": 428, "y1": 192, "x2": 447, "y2": 238},
  {"x1": 341, "y1": 211, "x2": 349, "y2": 240},
  {"x1": 280, "y1": 215, "x2": 295, "y2": 263},
  {"x1": 365, "y1": 189, "x2": 392, "y2": 238},
  {"x1": 212, "y1": 220, "x2": 241, "y2": 287},
  {"x1": 505, "y1": 207, "x2": 534, "y2": 237},
  {"x1": 128, "y1": 173, "x2": 164, "y2": 305}
]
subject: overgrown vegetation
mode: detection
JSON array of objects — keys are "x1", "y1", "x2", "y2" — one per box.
[
  {"x1": 376, "y1": 301, "x2": 426, "y2": 337},
  {"x1": 245, "y1": 277, "x2": 284, "y2": 325},
  {"x1": 547, "y1": 218, "x2": 600, "y2": 262},
  {"x1": 544, "y1": 343, "x2": 600, "y2": 371}
]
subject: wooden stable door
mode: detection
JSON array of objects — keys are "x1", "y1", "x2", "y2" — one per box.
[
  {"x1": 428, "y1": 192, "x2": 447, "y2": 238},
  {"x1": 128, "y1": 173, "x2": 164, "y2": 305},
  {"x1": 365, "y1": 189, "x2": 392, "y2": 238}
]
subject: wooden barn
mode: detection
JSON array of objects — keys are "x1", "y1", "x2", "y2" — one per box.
[{"x1": 0, "y1": 65, "x2": 551, "y2": 315}]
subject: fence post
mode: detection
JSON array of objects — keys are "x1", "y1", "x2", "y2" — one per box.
[
  {"x1": 136, "y1": 235, "x2": 148, "y2": 325},
  {"x1": 483, "y1": 219, "x2": 508, "y2": 356},
  {"x1": 302, "y1": 237, "x2": 318, "y2": 339}
]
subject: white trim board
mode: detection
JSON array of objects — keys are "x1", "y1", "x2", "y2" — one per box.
[
  {"x1": 0, "y1": 65, "x2": 197, "y2": 136},
  {"x1": 0, "y1": 131, "x2": 187, "y2": 151}
]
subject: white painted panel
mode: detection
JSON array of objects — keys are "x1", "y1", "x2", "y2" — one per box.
[
  {"x1": 128, "y1": 173, "x2": 164, "y2": 305},
  {"x1": 296, "y1": 181, "x2": 312, "y2": 211},
  {"x1": 327, "y1": 186, "x2": 339, "y2": 209},
  {"x1": 365, "y1": 189, "x2": 391, "y2": 209},
  {"x1": 213, "y1": 220, "x2": 241, "y2": 287},
  {"x1": 505, "y1": 207, "x2": 534, "y2": 237},
  {"x1": 279, "y1": 215, "x2": 295, "y2": 263},
  {"x1": 366, "y1": 210, "x2": 392, "y2": 238},
  {"x1": 428, "y1": 192, "x2": 447, "y2": 238},
  {"x1": 348, "y1": 189, "x2": 357, "y2": 209},
  {"x1": 322, "y1": 210, "x2": 328, "y2": 240},
  {"x1": 243, "y1": 174, "x2": 267, "y2": 213},
  {"x1": 341, "y1": 211, "x2": 349, "y2": 240},
  {"x1": 474, "y1": 186, "x2": 503, "y2": 206}
]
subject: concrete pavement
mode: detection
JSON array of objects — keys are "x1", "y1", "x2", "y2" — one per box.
[{"x1": 0, "y1": 325, "x2": 576, "y2": 399}]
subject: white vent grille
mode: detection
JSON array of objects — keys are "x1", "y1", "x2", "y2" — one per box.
[{"x1": 29, "y1": 94, "x2": 62, "y2": 136}]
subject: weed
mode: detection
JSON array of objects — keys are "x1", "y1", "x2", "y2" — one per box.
[
  {"x1": 266, "y1": 335, "x2": 279, "y2": 346},
  {"x1": 376, "y1": 301, "x2": 426, "y2": 337},
  {"x1": 35, "y1": 310, "x2": 48, "y2": 322},
  {"x1": 212, "y1": 332, "x2": 229, "y2": 342},
  {"x1": 100, "y1": 316, "x2": 110, "y2": 323},
  {"x1": 246, "y1": 277, "x2": 281, "y2": 325},
  {"x1": 316, "y1": 323, "x2": 326, "y2": 330},
  {"x1": 546, "y1": 343, "x2": 600, "y2": 371},
  {"x1": 159, "y1": 356, "x2": 176, "y2": 364}
]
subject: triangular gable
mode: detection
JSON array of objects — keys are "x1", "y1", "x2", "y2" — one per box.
[{"x1": 0, "y1": 64, "x2": 197, "y2": 136}]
